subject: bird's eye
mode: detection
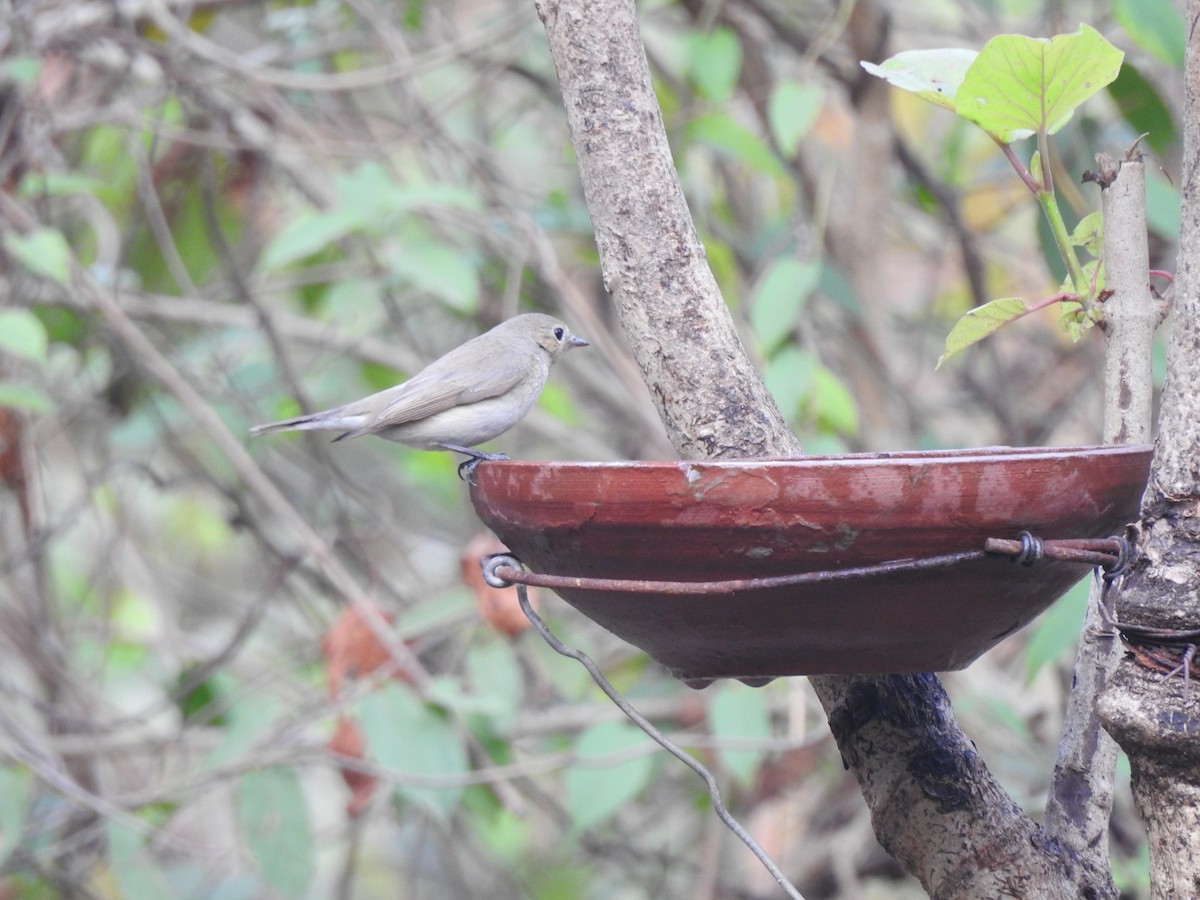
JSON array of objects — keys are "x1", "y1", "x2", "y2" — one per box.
[{"x1": 553, "y1": 327, "x2": 565, "y2": 341}]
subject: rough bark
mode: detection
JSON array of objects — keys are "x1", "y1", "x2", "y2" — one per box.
[
  {"x1": 1045, "y1": 156, "x2": 1157, "y2": 870},
  {"x1": 537, "y1": 0, "x2": 1115, "y2": 895},
  {"x1": 1097, "y1": 1, "x2": 1200, "y2": 894},
  {"x1": 532, "y1": 0, "x2": 796, "y2": 461}
]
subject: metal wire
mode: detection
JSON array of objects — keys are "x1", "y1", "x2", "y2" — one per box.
[
  {"x1": 482, "y1": 555, "x2": 808, "y2": 900},
  {"x1": 482, "y1": 534, "x2": 1130, "y2": 597}
]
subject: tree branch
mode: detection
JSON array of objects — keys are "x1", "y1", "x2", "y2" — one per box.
[
  {"x1": 1045, "y1": 153, "x2": 1156, "y2": 871},
  {"x1": 534, "y1": 0, "x2": 795, "y2": 460}
]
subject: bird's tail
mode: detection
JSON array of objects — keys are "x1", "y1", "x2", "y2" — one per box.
[{"x1": 249, "y1": 410, "x2": 365, "y2": 437}]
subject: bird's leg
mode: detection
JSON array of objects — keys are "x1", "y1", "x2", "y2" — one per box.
[{"x1": 439, "y1": 444, "x2": 510, "y2": 483}]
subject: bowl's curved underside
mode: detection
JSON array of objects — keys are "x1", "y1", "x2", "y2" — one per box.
[{"x1": 470, "y1": 445, "x2": 1152, "y2": 681}]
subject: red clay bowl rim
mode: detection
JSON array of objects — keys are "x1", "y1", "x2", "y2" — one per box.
[{"x1": 475, "y1": 443, "x2": 1153, "y2": 472}]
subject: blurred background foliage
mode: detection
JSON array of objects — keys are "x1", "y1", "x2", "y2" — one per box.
[{"x1": 0, "y1": 0, "x2": 1181, "y2": 896}]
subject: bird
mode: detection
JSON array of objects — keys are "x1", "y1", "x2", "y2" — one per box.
[{"x1": 250, "y1": 313, "x2": 588, "y2": 478}]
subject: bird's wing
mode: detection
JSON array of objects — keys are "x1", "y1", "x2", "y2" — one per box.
[{"x1": 362, "y1": 343, "x2": 528, "y2": 429}]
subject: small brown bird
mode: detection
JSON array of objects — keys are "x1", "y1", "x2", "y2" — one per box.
[{"x1": 250, "y1": 313, "x2": 588, "y2": 477}]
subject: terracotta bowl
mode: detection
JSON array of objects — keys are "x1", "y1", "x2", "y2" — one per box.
[{"x1": 469, "y1": 445, "x2": 1152, "y2": 682}]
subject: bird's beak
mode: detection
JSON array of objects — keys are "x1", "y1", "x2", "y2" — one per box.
[{"x1": 570, "y1": 336, "x2": 589, "y2": 348}]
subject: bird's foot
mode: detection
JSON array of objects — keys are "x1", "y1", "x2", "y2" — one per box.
[{"x1": 439, "y1": 445, "x2": 509, "y2": 484}]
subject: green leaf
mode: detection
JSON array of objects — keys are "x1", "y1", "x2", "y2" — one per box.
[
  {"x1": 1146, "y1": 173, "x2": 1181, "y2": 241},
  {"x1": 258, "y1": 208, "x2": 362, "y2": 271},
  {"x1": 750, "y1": 258, "x2": 819, "y2": 355},
  {"x1": 1112, "y1": 0, "x2": 1185, "y2": 68},
  {"x1": 336, "y1": 162, "x2": 409, "y2": 220},
  {"x1": 338, "y1": 164, "x2": 480, "y2": 220},
  {"x1": 817, "y1": 262, "x2": 860, "y2": 313},
  {"x1": 937, "y1": 297, "x2": 1029, "y2": 367},
  {"x1": 709, "y1": 683, "x2": 770, "y2": 788},
  {"x1": 1058, "y1": 298, "x2": 1092, "y2": 341},
  {"x1": 860, "y1": 48, "x2": 978, "y2": 111},
  {"x1": 809, "y1": 365, "x2": 858, "y2": 437},
  {"x1": 565, "y1": 722, "x2": 654, "y2": 833},
  {"x1": 1107, "y1": 62, "x2": 1179, "y2": 154},
  {"x1": 686, "y1": 113, "x2": 786, "y2": 177},
  {"x1": 0, "y1": 309, "x2": 49, "y2": 363},
  {"x1": 465, "y1": 639, "x2": 524, "y2": 733},
  {"x1": 2, "y1": 228, "x2": 73, "y2": 284},
  {"x1": 687, "y1": 27, "x2": 742, "y2": 104},
  {"x1": 387, "y1": 241, "x2": 479, "y2": 313},
  {"x1": 768, "y1": 82, "x2": 823, "y2": 157},
  {"x1": 955, "y1": 26, "x2": 1124, "y2": 142},
  {"x1": 1069, "y1": 211, "x2": 1104, "y2": 257},
  {"x1": 0, "y1": 765, "x2": 32, "y2": 866},
  {"x1": 258, "y1": 165, "x2": 481, "y2": 272},
  {"x1": 358, "y1": 682, "x2": 469, "y2": 820},
  {"x1": 1025, "y1": 577, "x2": 1089, "y2": 681},
  {"x1": 106, "y1": 822, "x2": 174, "y2": 900},
  {"x1": 237, "y1": 768, "x2": 314, "y2": 897},
  {"x1": 764, "y1": 346, "x2": 816, "y2": 422}
]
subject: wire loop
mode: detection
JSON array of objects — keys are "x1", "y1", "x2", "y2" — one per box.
[{"x1": 1015, "y1": 531, "x2": 1044, "y2": 565}]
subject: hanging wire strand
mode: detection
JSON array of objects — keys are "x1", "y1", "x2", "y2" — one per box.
[{"x1": 481, "y1": 554, "x2": 808, "y2": 900}]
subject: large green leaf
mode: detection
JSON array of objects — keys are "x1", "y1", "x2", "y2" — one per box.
[
  {"x1": 955, "y1": 25, "x2": 1124, "y2": 142},
  {"x1": 749, "y1": 258, "x2": 819, "y2": 355},
  {"x1": 1112, "y1": 0, "x2": 1185, "y2": 68},
  {"x1": 387, "y1": 240, "x2": 479, "y2": 312},
  {"x1": 1107, "y1": 62, "x2": 1179, "y2": 154},
  {"x1": 687, "y1": 27, "x2": 742, "y2": 104},
  {"x1": 259, "y1": 163, "x2": 480, "y2": 271},
  {"x1": 685, "y1": 113, "x2": 786, "y2": 177},
  {"x1": 258, "y1": 208, "x2": 362, "y2": 271},
  {"x1": 465, "y1": 638, "x2": 524, "y2": 733},
  {"x1": 237, "y1": 768, "x2": 314, "y2": 897},
  {"x1": 860, "y1": 48, "x2": 978, "y2": 111},
  {"x1": 358, "y1": 682, "x2": 470, "y2": 820},
  {"x1": 564, "y1": 721, "x2": 654, "y2": 833}
]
